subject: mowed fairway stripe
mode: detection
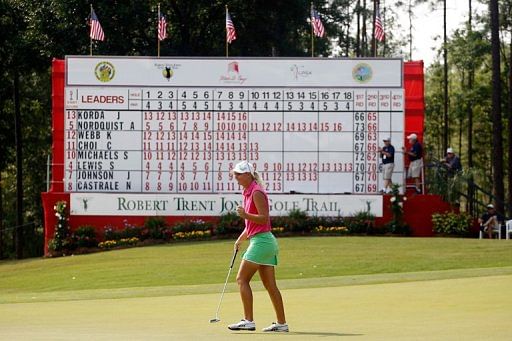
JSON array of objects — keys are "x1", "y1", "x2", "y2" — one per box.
[{"x1": 0, "y1": 274, "x2": 510, "y2": 341}]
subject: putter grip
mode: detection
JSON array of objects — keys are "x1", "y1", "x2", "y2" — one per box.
[{"x1": 230, "y1": 249, "x2": 238, "y2": 268}]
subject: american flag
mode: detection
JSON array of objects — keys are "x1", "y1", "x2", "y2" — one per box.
[
  {"x1": 226, "y1": 10, "x2": 237, "y2": 44},
  {"x1": 89, "y1": 8, "x2": 105, "y2": 41},
  {"x1": 374, "y1": 2, "x2": 385, "y2": 42},
  {"x1": 158, "y1": 13, "x2": 167, "y2": 41},
  {"x1": 310, "y1": 7, "x2": 325, "y2": 38}
]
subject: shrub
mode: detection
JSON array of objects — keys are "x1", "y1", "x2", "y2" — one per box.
[
  {"x1": 119, "y1": 220, "x2": 145, "y2": 240},
  {"x1": 432, "y1": 212, "x2": 471, "y2": 236},
  {"x1": 173, "y1": 230, "x2": 211, "y2": 240},
  {"x1": 144, "y1": 217, "x2": 168, "y2": 239},
  {"x1": 386, "y1": 184, "x2": 410, "y2": 235},
  {"x1": 271, "y1": 226, "x2": 285, "y2": 235},
  {"x1": 270, "y1": 209, "x2": 312, "y2": 233},
  {"x1": 309, "y1": 216, "x2": 346, "y2": 228},
  {"x1": 313, "y1": 226, "x2": 349, "y2": 235},
  {"x1": 172, "y1": 219, "x2": 211, "y2": 233},
  {"x1": 384, "y1": 221, "x2": 410, "y2": 235},
  {"x1": 347, "y1": 211, "x2": 375, "y2": 234},
  {"x1": 103, "y1": 225, "x2": 122, "y2": 241},
  {"x1": 216, "y1": 212, "x2": 244, "y2": 235},
  {"x1": 52, "y1": 201, "x2": 70, "y2": 252},
  {"x1": 287, "y1": 209, "x2": 310, "y2": 233},
  {"x1": 71, "y1": 225, "x2": 98, "y2": 248},
  {"x1": 98, "y1": 237, "x2": 139, "y2": 249}
]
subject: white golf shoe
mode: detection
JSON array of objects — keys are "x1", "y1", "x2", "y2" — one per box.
[
  {"x1": 262, "y1": 322, "x2": 289, "y2": 332},
  {"x1": 228, "y1": 319, "x2": 256, "y2": 331}
]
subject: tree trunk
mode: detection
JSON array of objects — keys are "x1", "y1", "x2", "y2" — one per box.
[
  {"x1": 508, "y1": 27, "x2": 512, "y2": 216},
  {"x1": 409, "y1": 0, "x2": 413, "y2": 60},
  {"x1": 490, "y1": 0, "x2": 505, "y2": 214},
  {"x1": 468, "y1": 0, "x2": 474, "y2": 169},
  {"x1": 382, "y1": 0, "x2": 387, "y2": 57},
  {"x1": 345, "y1": 5, "x2": 350, "y2": 57},
  {"x1": 14, "y1": 68, "x2": 23, "y2": 259},
  {"x1": 371, "y1": 0, "x2": 377, "y2": 57},
  {"x1": 443, "y1": 0, "x2": 449, "y2": 155},
  {"x1": 362, "y1": 0, "x2": 367, "y2": 56},
  {"x1": 0, "y1": 171, "x2": 3, "y2": 259},
  {"x1": 356, "y1": 0, "x2": 361, "y2": 57}
]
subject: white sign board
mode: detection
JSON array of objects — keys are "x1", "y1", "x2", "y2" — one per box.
[
  {"x1": 70, "y1": 193, "x2": 383, "y2": 217},
  {"x1": 63, "y1": 57, "x2": 403, "y2": 216}
]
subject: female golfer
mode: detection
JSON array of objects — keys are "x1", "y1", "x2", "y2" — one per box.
[{"x1": 227, "y1": 161, "x2": 288, "y2": 333}]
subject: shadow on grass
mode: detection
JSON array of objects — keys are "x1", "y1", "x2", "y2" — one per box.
[{"x1": 233, "y1": 331, "x2": 363, "y2": 337}]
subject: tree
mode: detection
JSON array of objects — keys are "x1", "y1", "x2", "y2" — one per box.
[{"x1": 489, "y1": 0, "x2": 504, "y2": 213}]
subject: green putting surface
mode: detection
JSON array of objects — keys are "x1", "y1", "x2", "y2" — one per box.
[{"x1": 1, "y1": 274, "x2": 510, "y2": 340}]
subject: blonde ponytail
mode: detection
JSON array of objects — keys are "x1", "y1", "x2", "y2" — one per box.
[{"x1": 252, "y1": 170, "x2": 266, "y2": 188}]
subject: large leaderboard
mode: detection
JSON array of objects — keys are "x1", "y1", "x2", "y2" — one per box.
[{"x1": 64, "y1": 57, "x2": 403, "y2": 208}]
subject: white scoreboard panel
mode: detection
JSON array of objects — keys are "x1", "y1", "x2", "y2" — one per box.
[{"x1": 64, "y1": 57, "x2": 404, "y2": 195}]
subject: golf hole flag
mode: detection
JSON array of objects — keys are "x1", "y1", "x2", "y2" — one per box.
[{"x1": 89, "y1": 8, "x2": 105, "y2": 41}]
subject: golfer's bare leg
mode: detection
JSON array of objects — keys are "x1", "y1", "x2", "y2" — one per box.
[
  {"x1": 236, "y1": 260, "x2": 259, "y2": 321},
  {"x1": 259, "y1": 265, "x2": 286, "y2": 324}
]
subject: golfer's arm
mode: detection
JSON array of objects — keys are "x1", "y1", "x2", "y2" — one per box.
[
  {"x1": 242, "y1": 191, "x2": 269, "y2": 225},
  {"x1": 236, "y1": 229, "x2": 248, "y2": 244}
]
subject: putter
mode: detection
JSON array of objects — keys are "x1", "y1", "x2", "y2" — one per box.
[{"x1": 210, "y1": 248, "x2": 238, "y2": 323}]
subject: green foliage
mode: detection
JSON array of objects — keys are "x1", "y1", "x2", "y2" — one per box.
[
  {"x1": 71, "y1": 225, "x2": 98, "y2": 248},
  {"x1": 426, "y1": 165, "x2": 477, "y2": 205},
  {"x1": 313, "y1": 226, "x2": 349, "y2": 235},
  {"x1": 144, "y1": 217, "x2": 168, "y2": 239},
  {"x1": 347, "y1": 211, "x2": 375, "y2": 234},
  {"x1": 385, "y1": 184, "x2": 410, "y2": 235},
  {"x1": 432, "y1": 212, "x2": 472, "y2": 236},
  {"x1": 103, "y1": 225, "x2": 121, "y2": 241},
  {"x1": 215, "y1": 212, "x2": 244, "y2": 236},
  {"x1": 171, "y1": 219, "x2": 210, "y2": 233},
  {"x1": 173, "y1": 230, "x2": 211, "y2": 241},
  {"x1": 274, "y1": 209, "x2": 312, "y2": 233},
  {"x1": 98, "y1": 237, "x2": 139, "y2": 249},
  {"x1": 118, "y1": 221, "x2": 145, "y2": 240},
  {"x1": 52, "y1": 201, "x2": 69, "y2": 252}
]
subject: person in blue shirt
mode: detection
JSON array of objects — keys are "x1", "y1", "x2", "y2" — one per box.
[
  {"x1": 378, "y1": 137, "x2": 395, "y2": 193},
  {"x1": 443, "y1": 147, "x2": 462, "y2": 176},
  {"x1": 403, "y1": 133, "x2": 423, "y2": 194}
]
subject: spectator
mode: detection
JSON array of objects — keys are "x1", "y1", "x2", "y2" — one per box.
[
  {"x1": 478, "y1": 204, "x2": 504, "y2": 239},
  {"x1": 378, "y1": 137, "x2": 395, "y2": 193},
  {"x1": 443, "y1": 147, "x2": 462, "y2": 175},
  {"x1": 403, "y1": 133, "x2": 423, "y2": 194}
]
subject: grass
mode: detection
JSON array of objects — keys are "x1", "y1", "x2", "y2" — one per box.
[
  {"x1": 1, "y1": 237, "x2": 512, "y2": 340},
  {"x1": 1, "y1": 236, "x2": 511, "y2": 300}
]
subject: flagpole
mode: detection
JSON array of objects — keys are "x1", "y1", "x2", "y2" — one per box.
[
  {"x1": 90, "y1": 4, "x2": 93, "y2": 56},
  {"x1": 158, "y1": 3, "x2": 161, "y2": 58},
  {"x1": 372, "y1": 0, "x2": 377, "y2": 57},
  {"x1": 311, "y1": 3, "x2": 314, "y2": 57},
  {"x1": 225, "y1": 5, "x2": 229, "y2": 58}
]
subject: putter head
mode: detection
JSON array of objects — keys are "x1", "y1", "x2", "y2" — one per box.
[{"x1": 210, "y1": 318, "x2": 220, "y2": 323}]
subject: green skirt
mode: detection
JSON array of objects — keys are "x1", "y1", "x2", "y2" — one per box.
[{"x1": 243, "y1": 232, "x2": 279, "y2": 266}]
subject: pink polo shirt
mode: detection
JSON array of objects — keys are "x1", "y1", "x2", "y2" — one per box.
[{"x1": 243, "y1": 180, "x2": 271, "y2": 238}]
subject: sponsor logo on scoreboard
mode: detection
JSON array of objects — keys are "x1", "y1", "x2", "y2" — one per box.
[
  {"x1": 154, "y1": 62, "x2": 181, "y2": 82},
  {"x1": 94, "y1": 61, "x2": 116, "y2": 82},
  {"x1": 352, "y1": 63, "x2": 373, "y2": 83},
  {"x1": 290, "y1": 64, "x2": 312, "y2": 79},
  {"x1": 220, "y1": 61, "x2": 247, "y2": 84}
]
